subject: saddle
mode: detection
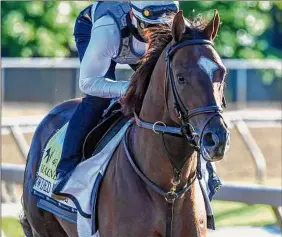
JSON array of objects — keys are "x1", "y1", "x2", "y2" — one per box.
[
  {"x1": 33, "y1": 100, "x2": 131, "y2": 224},
  {"x1": 82, "y1": 101, "x2": 129, "y2": 160}
]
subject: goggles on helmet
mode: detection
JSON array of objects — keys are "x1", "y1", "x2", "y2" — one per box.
[{"x1": 131, "y1": 4, "x2": 178, "y2": 21}]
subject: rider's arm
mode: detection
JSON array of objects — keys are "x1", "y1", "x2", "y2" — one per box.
[{"x1": 79, "y1": 16, "x2": 129, "y2": 98}]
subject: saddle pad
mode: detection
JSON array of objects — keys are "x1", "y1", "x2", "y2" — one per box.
[
  {"x1": 59, "y1": 119, "x2": 135, "y2": 236},
  {"x1": 32, "y1": 122, "x2": 77, "y2": 222}
]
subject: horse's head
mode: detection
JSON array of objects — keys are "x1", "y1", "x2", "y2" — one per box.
[
  {"x1": 122, "y1": 10, "x2": 230, "y2": 162},
  {"x1": 165, "y1": 11, "x2": 230, "y2": 161}
]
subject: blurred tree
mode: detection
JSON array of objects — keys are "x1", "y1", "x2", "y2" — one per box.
[
  {"x1": 180, "y1": 1, "x2": 282, "y2": 59},
  {"x1": 1, "y1": 1, "x2": 281, "y2": 59},
  {"x1": 1, "y1": 1, "x2": 89, "y2": 57}
]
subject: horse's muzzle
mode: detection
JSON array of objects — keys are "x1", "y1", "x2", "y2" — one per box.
[{"x1": 201, "y1": 126, "x2": 230, "y2": 161}]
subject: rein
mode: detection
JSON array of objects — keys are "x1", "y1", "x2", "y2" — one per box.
[{"x1": 124, "y1": 38, "x2": 226, "y2": 237}]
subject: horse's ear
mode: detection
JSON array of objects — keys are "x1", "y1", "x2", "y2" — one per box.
[
  {"x1": 172, "y1": 11, "x2": 186, "y2": 42},
  {"x1": 204, "y1": 10, "x2": 220, "y2": 41}
]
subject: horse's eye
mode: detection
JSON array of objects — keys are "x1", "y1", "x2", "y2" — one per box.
[{"x1": 177, "y1": 76, "x2": 185, "y2": 84}]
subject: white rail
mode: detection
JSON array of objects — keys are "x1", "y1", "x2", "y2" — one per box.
[
  {"x1": 214, "y1": 184, "x2": 282, "y2": 230},
  {"x1": 1, "y1": 163, "x2": 281, "y2": 230}
]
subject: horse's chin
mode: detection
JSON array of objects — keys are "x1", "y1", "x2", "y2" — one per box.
[
  {"x1": 210, "y1": 155, "x2": 224, "y2": 162},
  {"x1": 201, "y1": 145, "x2": 225, "y2": 162}
]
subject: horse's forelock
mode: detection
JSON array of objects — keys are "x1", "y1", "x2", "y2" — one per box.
[{"x1": 121, "y1": 22, "x2": 173, "y2": 116}]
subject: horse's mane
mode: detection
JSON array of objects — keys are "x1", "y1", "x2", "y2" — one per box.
[{"x1": 121, "y1": 14, "x2": 208, "y2": 116}]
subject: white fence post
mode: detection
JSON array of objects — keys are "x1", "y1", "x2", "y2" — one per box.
[
  {"x1": 1, "y1": 68, "x2": 5, "y2": 100},
  {"x1": 272, "y1": 206, "x2": 282, "y2": 230},
  {"x1": 234, "y1": 118, "x2": 267, "y2": 183},
  {"x1": 1, "y1": 229, "x2": 7, "y2": 237},
  {"x1": 9, "y1": 125, "x2": 29, "y2": 161},
  {"x1": 236, "y1": 69, "x2": 247, "y2": 109}
]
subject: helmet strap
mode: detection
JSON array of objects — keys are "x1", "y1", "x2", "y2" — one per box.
[{"x1": 127, "y1": 15, "x2": 147, "y2": 43}]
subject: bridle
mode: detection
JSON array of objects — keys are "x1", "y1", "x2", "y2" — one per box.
[{"x1": 123, "y1": 38, "x2": 227, "y2": 237}]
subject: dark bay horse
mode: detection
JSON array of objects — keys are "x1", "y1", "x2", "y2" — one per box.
[{"x1": 21, "y1": 11, "x2": 230, "y2": 237}]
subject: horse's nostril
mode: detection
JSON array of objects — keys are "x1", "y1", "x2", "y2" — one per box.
[
  {"x1": 203, "y1": 132, "x2": 216, "y2": 147},
  {"x1": 202, "y1": 131, "x2": 229, "y2": 159}
]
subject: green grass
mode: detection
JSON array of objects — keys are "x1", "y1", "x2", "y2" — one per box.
[
  {"x1": 1, "y1": 217, "x2": 25, "y2": 237},
  {"x1": 212, "y1": 200, "x2": 277, "y2": 227},
  {"x1": 1, "y1": 202, "x2": 277, "y2": 236}
]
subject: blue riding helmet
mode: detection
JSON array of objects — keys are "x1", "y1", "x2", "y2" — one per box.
[{"x1": 130, "y1": 1, "x2": 179, "y2": 27}]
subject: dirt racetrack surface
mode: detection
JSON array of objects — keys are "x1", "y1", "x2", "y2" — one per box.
[{"x1": 215, "y1": 127, "x2": 281, "y2": 184}]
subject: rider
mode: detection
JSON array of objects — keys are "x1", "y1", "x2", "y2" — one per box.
[{"x1": 54, "y1": 1, "x2": 180, "y2": 192}]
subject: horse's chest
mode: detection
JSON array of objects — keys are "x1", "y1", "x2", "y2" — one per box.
[
  {"x1": 99, "y1": 189, "x2": 159, "y2": 236},
  {"x1": 97, "y1": 150, "x2": 206, "y2": 237},
  {"x1": 97, "y1": 167, "x2": 164, "y2": 236}
]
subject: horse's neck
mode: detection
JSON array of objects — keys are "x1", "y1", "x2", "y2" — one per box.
[
  {"x1": 129, "y1": 82, "x2": 203, "y2": 234},
  {"x1": 131, "y1": 56, "x2": 197, "y2": 191}
]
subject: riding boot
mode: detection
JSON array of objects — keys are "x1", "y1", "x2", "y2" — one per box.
[{"x1": 53, "y1": 95, "x2": 110, "y2": 193}]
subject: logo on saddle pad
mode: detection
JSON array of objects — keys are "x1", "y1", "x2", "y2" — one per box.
[
  {"x1": 44, "y1": 148, "x2": 55, "y2": 163},
  {"x1": 39, "y1": 148, "x2": 57, "y2": 179},
  {"x1": 34, "y1": 123, "x2": 68, "y2": 195}
]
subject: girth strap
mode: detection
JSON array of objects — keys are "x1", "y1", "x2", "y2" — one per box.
[{"x1": 166, "y1": 202, "x2": 174, "y2": 237}]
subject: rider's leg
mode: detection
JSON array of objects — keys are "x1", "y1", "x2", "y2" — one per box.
[
  {"x1": 54, "y1": 5, "x2": 116, "y2": 188},
  {"x1": 56, "y1": 96, "x2": 111, "y2": 176}
]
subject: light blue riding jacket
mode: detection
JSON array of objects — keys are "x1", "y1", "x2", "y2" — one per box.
[{"x1": 79, "y1": 2, "x2": 146, "y2": 98}]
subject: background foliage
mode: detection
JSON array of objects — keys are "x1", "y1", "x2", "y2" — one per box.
[
  {"x1": 181, "y1": 1, "x2": 282, "y2": 59},
  {"x1": 1, "y1": 1, "x2": 282, "y2": 59},
  {"x1": 1, "y1": 1, "x2": 89, "y2": 57}
]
